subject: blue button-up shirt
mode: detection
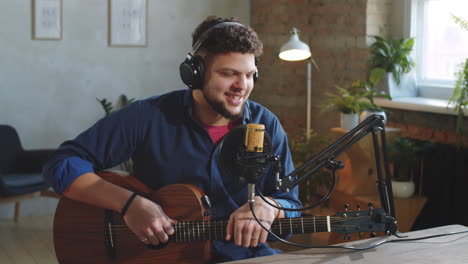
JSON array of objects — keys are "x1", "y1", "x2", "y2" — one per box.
[{"x1": 43, "y1": 89, "x2": 301, "y2": 262}]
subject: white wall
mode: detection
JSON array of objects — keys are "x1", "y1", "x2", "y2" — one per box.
[
  {"x1": 0, "y1": 0, "x2": 250, "y2": 150},
  {"x1": 0, "y1": 0, "x2": 250, "y2": 218}
]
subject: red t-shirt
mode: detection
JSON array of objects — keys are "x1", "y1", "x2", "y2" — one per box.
[{"x1": 202, "y1": 120, "x2": 240, "y2": 144}]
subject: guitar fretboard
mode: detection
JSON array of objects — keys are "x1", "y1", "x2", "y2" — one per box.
[{"x1": 171, "y1": 216, "x2": 333, "y2": 243}]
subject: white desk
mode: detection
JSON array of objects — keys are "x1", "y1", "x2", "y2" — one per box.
[{"x1": 224, "y1": 225, "x2": 468, "y2": 264}]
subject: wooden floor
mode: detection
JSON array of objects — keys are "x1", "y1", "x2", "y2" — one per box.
[{"x1": 0, "y1": 215, "x2": 58, "y2": 264}]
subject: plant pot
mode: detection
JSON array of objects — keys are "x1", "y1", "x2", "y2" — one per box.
[
  {"x1": 391, "y1": 180, "x2": 415, "y2": 198},
  {"x1": 340, "y1": 113, "x2": 359, "y2": 130},
  {"x1": 359, "y1": 110, "x2": 387, "y2": 124},
  {"x1": 376, "y1": 72, "x2": 417, "y2": 98}
]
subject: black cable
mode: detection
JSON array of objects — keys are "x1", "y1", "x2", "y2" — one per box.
[{"x1": 249, "y1": 202, "x2": 468, "y2": 251}]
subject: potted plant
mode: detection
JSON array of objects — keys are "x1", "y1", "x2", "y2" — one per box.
[
  {"x1": 370, "y1": 35, "x2": 416, "y2": 98},
  {"x1": 322, "y1": 80, "x2": 368, "y2": 130},
  {"x1": 449, "y1": 59, "x2": 468, "y2": 148},
  {"x1": 323, "y1": 70, "x2": 389, "y2": 129},
  {"x1": 449, "y1": 15, "x2": 468, "y2": 148},
  {"x1": 96, "y1": 94, "x2": 136, "y2": 116},
  {"x1": 388, "y1": 137, "x2": 421, "y2": 198}
]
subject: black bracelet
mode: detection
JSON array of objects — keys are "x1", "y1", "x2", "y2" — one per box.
[{"x1": 121, "y1": 192, "x2": 138, "y2": 216}]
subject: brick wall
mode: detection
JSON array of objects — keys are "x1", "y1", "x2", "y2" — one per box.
[
  {"x1": 386, "y1": 109, "x2": 468, "y2": 146},
  {"x1": 251, "y1": 0, "x2": 466, "y2": 147},
  {"x1": 251, "y1": 0, "x2": 385, "y2": 135}
]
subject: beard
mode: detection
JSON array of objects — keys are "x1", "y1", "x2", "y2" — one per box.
[{"x1": 203, "y1": 91, "x2": 245, "y2": 120}]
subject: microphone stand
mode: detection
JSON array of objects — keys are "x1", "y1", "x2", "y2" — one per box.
[
  {"x1": 277, "y1": 114, "x2": 396, "y2": 219},
  {"x1": 244, "y1": 114, "x2": 402, "y2": 248}
]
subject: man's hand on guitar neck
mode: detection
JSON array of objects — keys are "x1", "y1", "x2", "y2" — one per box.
[
  {"x1": 123, "y1": 195, "x2": 177, "y2": 246},
  {"x1": 225, "y1": 196, "x2": 284, "y2": 248}
]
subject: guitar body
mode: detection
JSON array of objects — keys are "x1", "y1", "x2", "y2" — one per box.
[{"x1": 53, "y1": 172, "x2": 211, "y2": 264}]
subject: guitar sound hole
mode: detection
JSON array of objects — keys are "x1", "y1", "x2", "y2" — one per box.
[{"x1": 146, "y1": 242, "x2": 169, "y2": 250}]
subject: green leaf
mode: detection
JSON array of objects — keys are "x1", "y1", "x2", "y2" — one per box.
[
  {"x1": 96, "y1": 98, "x2": 114, "y2": 116},
  {"x1": 448, "y1": 58, "x2": 468, "y2": 148},
  {"x1": 97, "y1": 94, "x2": 135, "y2": 117},
  {"x1": 117, "y1": 94, "x2": 136, "y2": 108},
  {"x1": 369, "y1": 67, "x2": 386, "y2": 85},
  {"x1": 392, "y1": 71, "x2": 400, "y2": 85},
  {"x1": 452, "y1": 14, "x2": 468, "y2": 30},
  {"x1": 370, "y1": 35, "x2": 415, "y2": 85}
]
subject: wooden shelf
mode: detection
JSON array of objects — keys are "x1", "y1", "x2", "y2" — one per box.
[{"x1": 329, "y1": 127, "x2": 402, "y2": 196}]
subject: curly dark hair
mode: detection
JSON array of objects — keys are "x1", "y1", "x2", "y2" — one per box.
[{"x1": 192, "y1": 16, "x2": 263, "y2": 58}]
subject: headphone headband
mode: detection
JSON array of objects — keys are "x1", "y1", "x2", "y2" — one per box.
[
  {"x1": 191, "y1": 22, "x2": 245, "y2": 54},
  {"x1": 180, "y1": 21, "x2": 258, "y2": 90}
]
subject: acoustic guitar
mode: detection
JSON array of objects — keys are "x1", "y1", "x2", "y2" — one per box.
[{"x1": 53, "y1": 171, "x2": 394, "y2": 264}]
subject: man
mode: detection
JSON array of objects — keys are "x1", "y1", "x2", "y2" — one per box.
[{"x1": 43, "y1": 16, "x2": 301, "y2": 262}]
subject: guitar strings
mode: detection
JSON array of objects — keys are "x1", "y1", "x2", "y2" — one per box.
[
  {"x1": 91, "y1": 215, "x2": 371, "y2": 241},
  {"x1": 106, "y1": 215, "x2": 368, "y2": 230},
  {"x1": 79, "y1": 214, "x2": 369, "y2": 230},
  {"x1": 85, "y1": 219, "x2": 370, "y2": 244},
  {"x1": 98, "y1": 215, "x2": 369, "y2": 232}
]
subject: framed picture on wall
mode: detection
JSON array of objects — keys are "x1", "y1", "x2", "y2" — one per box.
[
  {"x1": 32, "y1": 0, "x2": 62, "y2": 40},
  {"x1": 108, "y1": 0, "x2": 148, "y2": 47}
]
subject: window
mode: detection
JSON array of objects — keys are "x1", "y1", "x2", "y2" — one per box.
[{"x1": 414, "y1": 0, "x2": 468, "y2": 99}]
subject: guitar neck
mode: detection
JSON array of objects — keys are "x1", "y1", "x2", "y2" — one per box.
[
  {"x1": 271, "y1": 216, "x2": 332, "y2": 235},
  {"x1": 171, "y1": 216, "x2": 333, "y2": 242}
]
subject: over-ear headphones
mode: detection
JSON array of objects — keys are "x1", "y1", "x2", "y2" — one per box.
[{"x1": 179, "y1": 21, "x2": 259, "y2": 90}]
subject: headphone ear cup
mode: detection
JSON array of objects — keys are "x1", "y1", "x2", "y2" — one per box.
[
  {"x1": 179, "y1": 55, "x2": 205, "y2": 90},
  {"x1": 192, "y1": 56, "x2": 205, "y2": 89}
]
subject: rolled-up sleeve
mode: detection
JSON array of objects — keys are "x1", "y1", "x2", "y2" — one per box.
[
  {"x1": 42, "y1": 101, "x2": 143, "y2": 194},
  {"x1": 43, "y1": 156, "x2": 95, "y2": 194}
]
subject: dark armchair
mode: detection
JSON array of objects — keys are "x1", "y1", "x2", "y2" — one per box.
[{"x1": 0, "y1": 124, "x2": 58, "y2": 222}]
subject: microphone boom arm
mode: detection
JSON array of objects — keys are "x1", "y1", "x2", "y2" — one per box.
[{"x1": 277, "y1": 114, "x2": 396, "y2": 218}]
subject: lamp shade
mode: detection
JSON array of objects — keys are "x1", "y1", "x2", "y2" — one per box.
[{"x1": 279, "y1": 28, "x2": 311, "y2": 61}]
